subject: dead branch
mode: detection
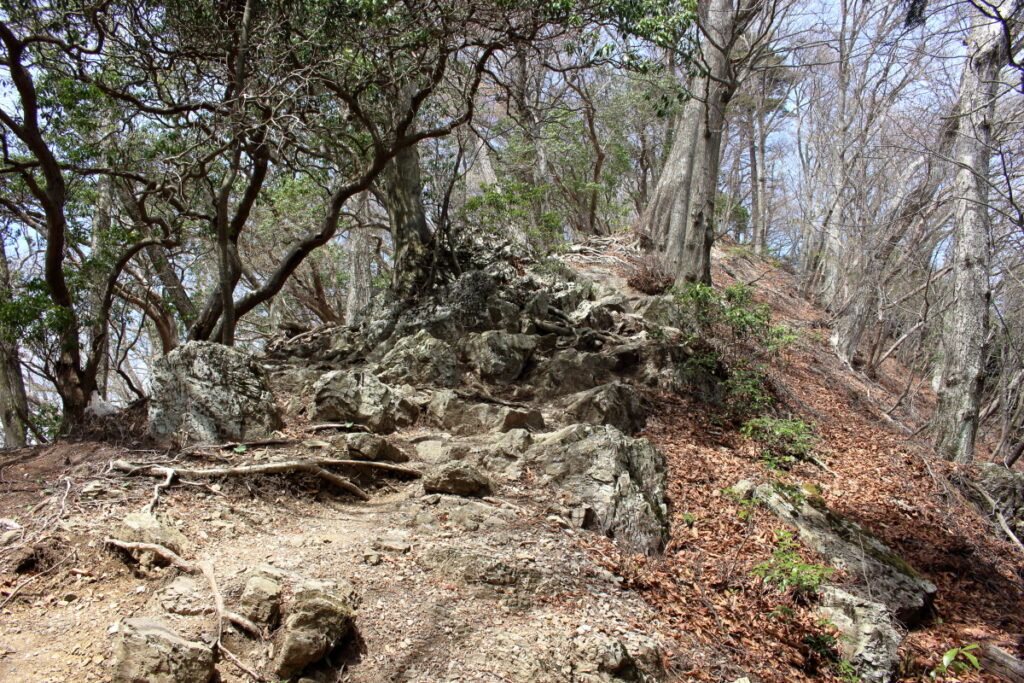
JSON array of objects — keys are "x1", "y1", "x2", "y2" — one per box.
[{"x1": 141, "y1": 467, "x2": 175, "y2": 515}]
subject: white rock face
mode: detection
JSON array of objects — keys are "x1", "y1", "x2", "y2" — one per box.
[{"x1": 148, "y1": 341, "x2": 283, "y2": 444}]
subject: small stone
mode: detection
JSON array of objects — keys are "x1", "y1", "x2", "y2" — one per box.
[
  {"x1": 238, "y1": 573, "x2": 282, "y2": 625},
  {"x1": 111, "y1": 617, "x2": 214, "y2": 683}
]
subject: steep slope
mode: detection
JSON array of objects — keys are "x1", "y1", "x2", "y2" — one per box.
[{"x1": 0, "y1": 235, "x2": 1020, "y2": 683}]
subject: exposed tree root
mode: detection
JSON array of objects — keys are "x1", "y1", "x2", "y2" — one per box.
[
  {"x1": 110, "y1": 458, "x2": 423, "y2": 503},
  {"x1": 104, "y1": 538, "x2": 198, "y2": 573}
]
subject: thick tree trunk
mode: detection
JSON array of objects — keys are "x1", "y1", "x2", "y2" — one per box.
[
  {"x1": 385, "y1": 144, "x2": 433, "y2": 297},
  {"x1": 0, "y1": 248, "x2": 29, "y2": 448},
  {"x1": 346, "y1": 193, "x2": 376, "y2": 324},
  {"x1": 933, "y1": 8, "x2": 1009, "y2": 463},
  {"x1": 640, "y1": 0, "x2": 754, "y2": 285}
]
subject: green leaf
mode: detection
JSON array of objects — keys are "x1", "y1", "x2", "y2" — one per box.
[
  {"x1": 941, "y1": 648, "x2": 958, "y2": 668},
  {"x1": 233, "y1": 445, "x2": 247, "y2": 454}
]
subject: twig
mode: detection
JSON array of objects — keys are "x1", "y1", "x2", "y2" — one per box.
[
  {"x1": 199, "y1": 559, "x2": 265, "y2": 682},
  {"x1": 218, "y1": 642, "x2": 265, "y2": 682},
  {"x1": 104, "y1": 538, "x2": 198, "y2": 573}
]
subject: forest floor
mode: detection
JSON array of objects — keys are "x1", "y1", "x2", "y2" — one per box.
[{"x1": 0, "y1": 241, "x2": 1021, "y2": 682}]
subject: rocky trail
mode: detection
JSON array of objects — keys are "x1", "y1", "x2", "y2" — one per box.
[{"x1": 0, "y1": 237, "x2": 1022, "y2": 683}]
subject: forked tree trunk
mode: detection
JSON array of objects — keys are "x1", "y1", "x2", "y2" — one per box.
[
  {"x1": 640, "y1": 0, "x2": 756, "y2": 286},
  {"x1": 933, "y1": 6, "x2": 1011, "y2": 463}
]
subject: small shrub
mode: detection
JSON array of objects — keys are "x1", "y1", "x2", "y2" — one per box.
[
  {"x1": 929, "y1": 644, "x2": 980, "y2": 679},
  {"x1": 752, "y1": 529, "x2": 833, "y2": 598},
  {"x1": 741, "y1": 416, "x2": 817, "y2": 470}
]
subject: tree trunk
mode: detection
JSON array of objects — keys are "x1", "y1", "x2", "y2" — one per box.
[
  {"x1": 385, "y1": 144, "x2": 432, "y2": 297},
  {"x1": 0, "y1": 247, "x2": 29, "y2": 448},
  {"x1": 640, "y1": 0, "x2": 754, "y2": 285},
  {"x1": 933, "y1": 7, "x2": 1009, "y2": 463},
  {"x1": 346, "y1": 193, "x2": 375, "y2": 324}
]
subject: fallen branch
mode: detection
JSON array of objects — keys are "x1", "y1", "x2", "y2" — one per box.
[
  {"x1": 979, "y1": 644, "x2": 1024, "y2": 683},
  {"x1": 104, "y1": 538, "x2": 198, "y2": 573}
]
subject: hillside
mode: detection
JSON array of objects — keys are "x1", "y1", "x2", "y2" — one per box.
[{"x1": 0, "y1": 238, "x2": 1021, "y2": 683}]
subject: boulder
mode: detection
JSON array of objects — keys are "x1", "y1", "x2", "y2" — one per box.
[
  {"x1": 148, "y1": 341, "x2": 283, "y2": 444},
  {"x1": 312, "y1": 371, "x2": 417, "y2": 433},
  {"x1": 525, "y1": 425, "x2": 669, "y2": 554},
  {"x1": 272, "y1": 582, "x2": 357, "y2": 679},
  {"x1": 526, "y1": 350, "x2": 613, "y2": 399},
  {"x1": 111, "y1": 617, "x2": 214, "y2": 683},
  {"x1": 427, "y1": 390, "x2": 544, "y2": 435},
  {"x1": 344, "y1": 432, "x2": 409, "y2": 463},
  {"x1": 423, "y1": 461, "x2": 493, "y2": 497},
  {"x1": 114, "y1": 512, "x2": 188, "y2": 568},
  {"x1": 460, "y1": 331, "x2": 539, "y2": 383},
  {"x1": 752, "y1": 482, "x2": 936, "y2": 626},
  {"x1": 564, "y1": 382, "x2": 646, "y2": 434},
  {"x1": 819, "y1": 586, "x2": 900, "y2": 683},
  {"x1": 375, "y1": 330, "x2": 462, "y2": 388}
]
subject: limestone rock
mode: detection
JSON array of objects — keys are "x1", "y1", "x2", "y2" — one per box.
[
  {"x1": 819, "y1": 586, "x2": 900, "y2": 683},
  {"x1": 344, "y1": 432, "x2": 409, "y2": 463},
  {"x1": 527, "y1": 350, "x2": 613, "y2": 399},
  {"x1": 312, "y1": 371, "x2": 417, "y2": 433},
  {"x1": 375, "y1": 330, "x2": 462, "y2": 388},
  {"x1": 114, "y1": 512, "x2": 188, "y2": 567},
  {"x1": 148, "y1": 341, "x2": 283, "y2": 444},
  {"x1": 753, "y1": 482, "x2": 936, "y2": 626},
  {"x1": 564, "y1": 382, "x2": 646, "y2": 434},
  {"x1": 111, "y1": 617, "x2": 214, "y2": 683},
  {"x1": 461, "y1": 331, "x2": 538, "y2": 383},
  {"x1": 155, "y1": 577, "x2": 211, "y2": 616},
  {"x1": 238, "y1": 573, "x2": 282, "y2": 625},
  {"x1": 526, "y1": 425, "x2": 669, "y2": 554},
  {"x1": 271, "y1": 582, "x2": 357, "y2": 679},
  {"x1": 423, "y1": 461, "x2": 493, "y2": 497},
  {"x1": 427, "y1": 390, "x2": 543, "y2": 435}
]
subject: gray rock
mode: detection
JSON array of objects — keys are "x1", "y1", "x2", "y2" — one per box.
[
  {"x1": 527, "y1": 350, "x2": 613, "y2": 399},
  {"x1": 111, "y1": 617, "x2": 214, "y2": 683},
  {"x1": 819, "y1": 586, "x2": 901, "y2": 683},
  {"x1": 526, "y1": 425, "x2": 669, "y2": 554},
  {"x1": 344, "y1": 432, "x2": 409, "y2": 463},
  {"x1": 375, "y1": 330, "x2": 462, "y2": 388},
  {"x1": 753, "y1": 482, "x2": 936, "y2": 626},
  {"x1": 148, "y1": 341, "x2": 283, "y2": 444},
  {"x1": 156, "y1": 577, "x2": 212, "y2": 616},
  {"x1": 461, "y1": 331, "x2": 539, "y2": 383},
  {"x1": 423, "y1": 461, "x2": 493, "y2": 498},
  {"x1": 564, "y1": 382, "x2": 646, "y2": 434},
  {"x1": 427, "y1": 390, "x2": 543, "y2": 435},
  {"x1": 415, "y1": 439, "x2": 470, "y2": 464},
  {"x1": 312, "y1": 371, "x2": 417, "y2": 433},
  {"x1": 417, "y1": 547, "x2": 541, "y2": 590},
  {"x1": 238, "y1": 573, "x2": 282, "y2": 625},
  {"x1": 272, "y1": 583, "x2": 357, "y2": 679},
  {"x1": 114, "y1": 512, "x2": 188, "y2": 567}
]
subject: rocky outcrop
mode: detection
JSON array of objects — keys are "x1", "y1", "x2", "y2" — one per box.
[
  {"x1": 312, "y1": 371, "x2": 417, "y2": 433},
  {"x1": 526, "y1": 350, "x2": 614, "y2": 399},
  {"x1": 148, "y1": 341, "x2": 283, "y2": 444},
  {"x1": 111, "y1": 617, "x2": 214, "y2": 683},
  {"x1": 564, "y1": 382, "x2": 646, "y2": 434},
  {"x1": 819, "y1": 587, "x2": 900, "y2": 683},
  {"x1": 526, "y1": 425, "x2": 669, "y2": 554},
  {"x1": 750, "y1": 481, "x2": 936, "y2": 627},
  {"x1": 271, "y1": 581, "x2": 358, "y2": 679},
  {"x1": 343, "y1": 432, "x2": 409, "y2": 463},
  {"x1": 460, "y1": 330, "x2": 539, "y2": 383},
  {"x1": 427, "y1": 389, "x2": 544, "y2": 434},
  {"x1": 374, "y1": 329, "x2": 462, "y2": 387}
]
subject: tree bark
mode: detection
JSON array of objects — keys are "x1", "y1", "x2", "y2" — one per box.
[
  {"x1": 934, "y1": 5, "x2": 1012, "y2": 463},
  {"x1": 385, "y1": 144, "x2": 433, "y2": 297},
  {"x1": 0, "y1": 247, "x2": 29, "y2": 448},
  {"x1": 640, "y1": 0, "x2": 758, "y2": 285}
]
